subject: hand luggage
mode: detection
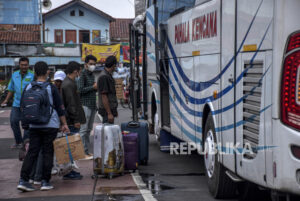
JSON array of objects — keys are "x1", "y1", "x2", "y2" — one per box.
[
  {"x1": 93, "y1": 124, "x2": 124, "y2": 179},
  {"x1": 122, "y1": 132, "x2": 138, "y2": 171},
  {"x1": 53, "y1": 132, "x2": 80, "y2": 176},
  {"x1": 121, "y1": 121, "x2": 149, "y2": 165}
]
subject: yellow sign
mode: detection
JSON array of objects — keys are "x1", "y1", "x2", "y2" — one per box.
[
  {"x1": 82, "y1": 43, "x2": 120, "y2": 63},
  {"x1": 192, "y1": 51, "x2": 200, "y2": 56},
  {"x1": 243, "y1": 44, "x2": 257, "y2": 52}
]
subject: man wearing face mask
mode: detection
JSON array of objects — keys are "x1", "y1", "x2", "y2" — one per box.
[
  {"x1": 98, "y1": 56, "x2": 118, "y2": 124},
  {"x1": 78, "y1": 55, "x2": 97, "y2": 159},
  {"x1": 61, "y1": 61, "x2": 85, "y2": 180}
]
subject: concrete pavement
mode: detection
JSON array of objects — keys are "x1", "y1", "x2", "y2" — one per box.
[{"x1": 0, "y1": 107, "x2": 143, "y2": 201}]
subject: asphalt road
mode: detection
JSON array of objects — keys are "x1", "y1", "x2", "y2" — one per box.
[{"x1": 1, "y1": 106, "x2": 299, "y2": 201}]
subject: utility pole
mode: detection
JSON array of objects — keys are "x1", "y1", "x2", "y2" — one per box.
[{"x1": 40, "y1": 0, "x2": 43, "y2": 44}]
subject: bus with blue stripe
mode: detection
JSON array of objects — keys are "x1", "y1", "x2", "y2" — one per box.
[{"x1": 136, "y1": 0, "x2": 300, "y2": 199}]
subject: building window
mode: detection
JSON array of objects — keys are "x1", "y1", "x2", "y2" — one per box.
[
  {"x1": 79, "y1": 10, "x2": 84, "y2": 16},
  {"x1": 92, "y1": 30, "x2": 101, "y2": 43},
  {"x1": 79, "y1": 30, "x2": 90, "y2": 43},
  {"x1": 70, "y1": 10, "x2": 75, "y2": 16},
  {"x1": 65, "y1": 30, "x2": 77, "y2": 43},
  {"x1": 55, "y1": 29, "x2": 63, "y2": 43}
]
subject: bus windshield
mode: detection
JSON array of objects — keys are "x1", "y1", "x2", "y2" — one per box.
[{"x1": 156, "y1": 0, "x2": 196, "y2": 24}]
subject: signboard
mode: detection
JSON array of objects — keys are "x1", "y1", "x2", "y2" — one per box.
[
  {"x1": 122, "y1": 46, "x2": 130, "y2": 63},
  {"x1": 82, "y1": 43, "x2": 120, "y2": 63},
  {"x1": 0, "y1": 0, "x2": 40, "y2": 24},
  {"x1": 92, "y1": 30, "x2": 100, "y2": 44}
]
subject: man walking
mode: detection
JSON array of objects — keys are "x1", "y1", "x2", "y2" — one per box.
[
  {"x1": 53, "y1": 71, "x2": 66, "y2": 92},
  {"x1": 78, "y1": 55, "x2": 97, "y2": 159},
  {"x1": 17, "y1": 61, "x2": 69, "y2": 192},
  {"x1": 98, "y1": 56, "x2": 118, "y2": 124},
  {"x1": 1, "y1": 57, "x2": 34, "y2": 148},
  {"x1": 61, "y1": 61, "x2": 86, "y2": 180}
]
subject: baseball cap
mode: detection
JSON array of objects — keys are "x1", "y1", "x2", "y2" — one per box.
[{"x1": 54, "y1": 71, "x2": 66, "y2": 81}]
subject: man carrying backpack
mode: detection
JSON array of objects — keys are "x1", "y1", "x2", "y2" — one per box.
[{"x1": 17, "y1": 61, "x2": 69, "y2": 192}]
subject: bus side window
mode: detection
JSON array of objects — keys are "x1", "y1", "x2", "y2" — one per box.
[
  {"x1": 147, "y1": 0, "x2": 153, "y2": 8},
  {"x1": 157, "y1": 0, "x2": 163, "y2": 24}
]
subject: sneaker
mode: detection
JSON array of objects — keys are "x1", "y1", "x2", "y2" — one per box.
[
  {"x1": 29, "y1": 179, "x2": 34, "y2": 184},
  {"x1": 17, "y1": 179, "x2": 35, "y2": 192},
  {"x1": 70, "y1": 170, "x2": 80, "y2": 175},
  {"x1": 82, "y1": 154, "x2": 93, "y2": 160},
  {"x1": 11, "y1": 143, "x2": 23, "y2": 149},
  {"x1": 33, "y1": 180, "x2": 41, "y2": 185},
  {"x1": 63, "y1": 171, "x2": 83, "y2": 180},
  {"x1": 51, "y1": 168, "x2": 58, "y2": 175},
  {"x1": 40, "y1": 180, "x2": 53, "y2": 191}
]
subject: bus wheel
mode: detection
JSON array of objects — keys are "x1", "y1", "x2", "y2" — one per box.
[
  {"x1": 154, "y1": 112, "x2": 160, "y2": 142},
  {"x1": 271, "y1": 191, "x2": 288, "y2": 201},
  {"x1": 204, "y1": 113, "x2": 237, "y2": 199}
]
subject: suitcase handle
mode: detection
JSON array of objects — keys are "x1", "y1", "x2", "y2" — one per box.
[{"x1": 128, "y1": 121, "x2": 140, "y2": 128}]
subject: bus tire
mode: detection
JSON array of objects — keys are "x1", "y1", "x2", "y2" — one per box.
[
  {"x1": 204, "y1": 113, "x2": 237, "y2": 199},
  {"x1": 154, "y1": 112, "x2": 160, "y2": 142}
]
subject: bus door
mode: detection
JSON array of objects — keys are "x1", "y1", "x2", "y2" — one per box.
[
  {"x1": 145, "y1": 4, "x2": 161, "y2": 129},
  {"x1": 180, "y1": 57, "x2": 196, "y2": 142},
  {"x1": 159, "y1": 24, "x2": 170, "y2": 129}
]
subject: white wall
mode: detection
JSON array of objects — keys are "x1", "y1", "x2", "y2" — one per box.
[{"x1": 44, "y1": 4, "x2": 110, "y2": 43}]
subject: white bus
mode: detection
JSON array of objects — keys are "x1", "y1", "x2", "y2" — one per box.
[{"x1": 137, "y1": 0, "x2": 300, "y2": 200}]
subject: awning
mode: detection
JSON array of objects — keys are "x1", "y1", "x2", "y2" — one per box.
[{"x1": 0, "y1": 56, "x2": 83, "y2": 66}]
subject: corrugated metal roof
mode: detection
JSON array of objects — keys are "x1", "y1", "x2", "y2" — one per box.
[
  {"x1": 110, "y1": 18, "x2": 133, "y2": 41},
  {"x1": 0, "y1": 24, "x2": 40, "y2": 44}
]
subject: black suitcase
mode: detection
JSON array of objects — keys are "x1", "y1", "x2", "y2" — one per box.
[{"x1": 121, "y1": 121, "x2": 149, "y2": 165}]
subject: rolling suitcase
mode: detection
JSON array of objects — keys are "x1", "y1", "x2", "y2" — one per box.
[
  {"x1": 121, "y1": 121, "x2": 149, "y2": 165},
  {"x1": 122, "y1": 132, "x2": 138, "y2": 171},
  {"x1": 93, "y1": 124, "x2": 124, "y2": 179}
]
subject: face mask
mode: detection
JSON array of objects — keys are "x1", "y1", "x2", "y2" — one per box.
[
  {"x1": 88, "y1": 65, "x2": 96, "y2": 72},
  {"x1": 75, "y1": 72, "x2": 80, "y2": 82}
]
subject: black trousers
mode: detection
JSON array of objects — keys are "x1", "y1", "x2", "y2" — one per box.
[{"x1": 20, "y1": 128, "x2": 58, "y2": 182}]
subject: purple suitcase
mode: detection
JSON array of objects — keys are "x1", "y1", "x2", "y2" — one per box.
[{"x1": 122, "y1": 132, "x2": 139, "y2": 171}]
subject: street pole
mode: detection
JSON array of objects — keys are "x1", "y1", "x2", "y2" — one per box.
[
  {"x1": 40, "y1": 0, "x2": 43, "y2": 44},
  {"x1": 142, "y1": 22, "x2": 147, "y2": 120},
  {"x1": 129, "y1": 24, "x2": 137, "y2": 121}
]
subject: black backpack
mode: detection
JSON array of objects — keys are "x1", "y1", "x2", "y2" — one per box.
[{"x1": 20, "y1": 81, "x2": 53, "y2": 125}]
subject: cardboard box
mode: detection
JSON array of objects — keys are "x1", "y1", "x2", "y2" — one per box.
[
  {"x1": 53, "y1": 134, "x2": 85, "y2": 164},
  {"x1": 115, "y1": 78, "x2": 123, "y2": 85}
]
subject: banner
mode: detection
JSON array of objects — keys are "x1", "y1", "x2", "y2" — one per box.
[
  {"x1": 92, "y1": 30, "x2": 100, "y2": 44},
  {"x1": 82, "y1": 43, "x2": 120, "y2": 63},
  {"x1": 122, "y1": 46, "x2": 130, "y2": 63}
]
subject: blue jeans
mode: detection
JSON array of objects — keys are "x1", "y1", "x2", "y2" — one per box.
[
  {"x1": 79, "y1": 106, "x2": 96, "y2": 154},
  {"x1": 10, "y1": 107, "x2": 29, "y2": 144},
  {"x1": 69, "y1": 126, "x2": 80, "y2": 134}
]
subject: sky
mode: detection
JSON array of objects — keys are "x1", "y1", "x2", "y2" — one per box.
[{"x1": 44, "y1": 0, "x2": 135, "y2": 18}]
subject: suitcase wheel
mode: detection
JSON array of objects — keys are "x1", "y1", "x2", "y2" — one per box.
[
  {"x1": 140, "y1": 160, "x2": 148, "y2": 166},
  {"x1": 143, "y1": 160, "x2": 148, "y2": 166},
  {"x1": 108, "y1": 173, "x2": 113, "y2": 180}
]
